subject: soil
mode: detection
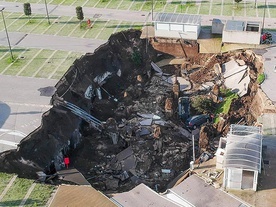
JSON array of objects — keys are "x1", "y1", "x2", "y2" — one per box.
[{"x1": 0, "y1": 30, "x2": 263, "y2": 194}]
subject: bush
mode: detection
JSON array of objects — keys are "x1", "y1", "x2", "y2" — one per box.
[
  {"x1": 76, "y1": 6, "x2": 84, "y2": 21},
  {"x1": 257, "y1": 73, "x2": 265, "y2": 84},
  {"x1": 23, "y1": 3, "x2": 32, "y2": 22},
  {"x1": 191, "y1": 96, "x2": 215, "y2": 114}
]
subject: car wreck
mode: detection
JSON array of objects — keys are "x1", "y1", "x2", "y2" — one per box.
[{"x1": 0, "y1": 29, "x2": 266, "y2": 194}]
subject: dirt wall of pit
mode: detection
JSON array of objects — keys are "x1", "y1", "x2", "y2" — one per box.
[{"x1": 151, "y1": 38, "x2": 199, "y2": 58}]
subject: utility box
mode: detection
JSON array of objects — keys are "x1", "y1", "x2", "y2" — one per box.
[{"x1": 212, "y1": 19, "x2": 225, "y2": 34}]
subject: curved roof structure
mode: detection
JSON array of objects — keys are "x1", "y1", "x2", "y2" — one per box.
[{"x1": 223, "y1": 124, "x2": 262, "y2": 172}]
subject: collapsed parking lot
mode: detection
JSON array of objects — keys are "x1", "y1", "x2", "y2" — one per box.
[{"x1": 0, "y1": 29, "x2": 268, "y2": 194}]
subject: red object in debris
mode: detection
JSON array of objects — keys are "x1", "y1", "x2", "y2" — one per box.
[{"x1": 64, "y1": 157, "x2": 70, "y2": 169}]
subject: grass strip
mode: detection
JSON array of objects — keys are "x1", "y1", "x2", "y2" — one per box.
[
  {"x1": 1, "y1": 177, "x2": 34, "y2": 206},
  {"x1": 24, "y1": 184, "x2": 56, "y2": 207}
]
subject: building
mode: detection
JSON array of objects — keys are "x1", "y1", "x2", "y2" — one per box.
[
  {"x1": 221, "y1": 124, "x2": 262, "y2": 191},
  {"x1": 222, "y1": 20, "x2": 261, "y2": 45},
  {"x1": 153, "y1": 13, "x2": 201, "y2": 40}
]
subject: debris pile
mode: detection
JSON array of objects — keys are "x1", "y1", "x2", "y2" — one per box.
[{"x1": 0, "y1": 30, "x2": 264, "y2": 194}]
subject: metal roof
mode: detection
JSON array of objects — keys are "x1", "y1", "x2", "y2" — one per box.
[
  {"x1": 112, "y1": 183, "x2": 180, "y2": 207},
  {"x1": 223, "y1": 124, "x2": 262, "y2": 172},
  {"x1": 225, "y1": 20, "x2": 245, "y2": 31},
  {"x1": 49, "y1": 185, "x2": 117, "y2": 207},
  {"x1": 168, "y1": 175, "x2": 250, "y2": 207},
  {"x1": 154, "y1": 13, "x2": 201, "y2": 25}
]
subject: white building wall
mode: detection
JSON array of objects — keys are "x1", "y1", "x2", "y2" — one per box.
[
  {"x1": 224, "y1": 168, "x2": 258, "y2": 191},
  {"x1": 253, "y1": 171, "x2": 258, "y2": 191},
  {"x1": 227, "y1": 168, "x2": 242, "y2": 189},
  {"x1": 222, "y1": 31, "x2": 260, "y2": 44},
  {"x1": 155, "y1": 23, "x2": 199, "y2": 40}
]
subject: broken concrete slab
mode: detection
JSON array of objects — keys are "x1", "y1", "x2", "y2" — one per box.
[
  {"x1": 137, "y1": 113, "x2": 161, "y2": 120},
  {"x1": 162, "y1": 75, "x2": 191, "y2": 91},
  {"x1": 222, "y1": 59, "x2": 250, "y2": 96},
  {"x1": 140, "y1": 119, "x2": 153, "y2": 126}
]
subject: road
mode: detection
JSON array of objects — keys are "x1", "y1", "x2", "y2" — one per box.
[{"x1": 0, "y1": 75, "x2": 56, "y2": 153}]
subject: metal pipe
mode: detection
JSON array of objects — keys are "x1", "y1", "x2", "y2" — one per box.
[
  {"x1": 262, "y1": 0, "x2": 267, "y2": 33},
  {"x1": 44, "y1": 0, "x2": 50, "y2": 24},
  {"x1": 0, "y1": 7, "x2": 14, "y2": 61},
  {"x1": 151, "y1": 0, "x2": 154, "y2": 21}
]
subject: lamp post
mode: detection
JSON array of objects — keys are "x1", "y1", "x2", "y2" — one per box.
[
  {"x1": 262, "y1": 0, "x2": 267, "y2": 33},
  {"x1": 151, "y1": 0, "x2": 154, "y2": 21},
  {"x1": 44, "y1": 0, "x2": 50, "y2": 24},
  {"x1": 0, "y1": 6, "x2": 14, "y2": 61}
]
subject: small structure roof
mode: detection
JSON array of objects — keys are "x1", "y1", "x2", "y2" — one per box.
[
  {"x1": 112, "y1": 183, "x2": 180, "y2": 207},
  {"x1": 154, "y1": 13, "x2": 201, "y2": 25},
  {"x1": 167, "y1": 174, "x2": 249, "y2": 207},
  {"x1": 223, "y1": 124, "x2": 262, "y2": 172},
  {"x1": 49, "y1": 185, "x2": 117, "y2": 207},
  {"x1": 225, "y1": 20, "x2": 245, "y2": 31}
]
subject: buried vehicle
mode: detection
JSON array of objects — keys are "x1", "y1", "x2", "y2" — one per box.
[{"x1": 185, "y1": 114, "x2": 211, "y2": 130}]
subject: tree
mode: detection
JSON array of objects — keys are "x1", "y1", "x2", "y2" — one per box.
[
  {"x1": 76, "y1": 6, "x2": 84, "y2": 22},
  {"x1": 234, "y1": 0, "x2": 242, "y2": 8},
  {"x1": 191, "y1": 96, "x2": 215, "y2": 114},
  {"x1": 23, "y1": 3, "x2": 32, "y2": 22}
]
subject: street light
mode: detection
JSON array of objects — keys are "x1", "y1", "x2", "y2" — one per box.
[
  {"x1": 262, "y1": 0, "x2": 267, "y2": 33},
  {"x1": 44, "y1": 0, "x2": 50, "y2": 24},
  {"x1": 0, "y1": 6, "x2": 14, "y2": 61},
  {"x1": 151, "y1": 0, "x2": 154, "y2": 21}
]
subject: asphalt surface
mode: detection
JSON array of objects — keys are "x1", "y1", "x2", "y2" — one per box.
[
  {"x1": 259, "y1": 46, "x2": 276, "y2": 103},
  {"x1": 0, "y1": 75, "x2": 56, "y2": 153},
  {"x1": 0, "y1": 32, "x2": 107, "y2": 53}
]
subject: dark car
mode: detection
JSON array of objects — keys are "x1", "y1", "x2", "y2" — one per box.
[
  {"x1": 185, "y1": 114, "x2": 210, "y2": 130},
  {"x1": 178, "y1": 97, "x2": 190, "y2": 121}
]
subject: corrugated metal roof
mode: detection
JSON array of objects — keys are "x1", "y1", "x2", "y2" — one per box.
[
  {"x1": 223, "y1": 124, "x2": 262, "y2": 171},
  {"x1": 154, "y1": 13, "x2": 201, "y2": 25},
  {"x1": 168, "y1": 175, "x2": 250, "y2": 207},
  {"x1": 225, "y1": 20, "x2": 245, "y2": 31},
  {"x1": 112, "y1": 183, "x2": 180, "y2": 207},
  {"x1": 49, "y1": 185, "x2": 117, "y2": 207}
]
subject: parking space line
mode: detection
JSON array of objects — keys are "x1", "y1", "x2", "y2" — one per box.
[
  {"x1": 32, "y1": 50, "x2": 58, "y2": 78},
  {"x1": 54, "y1": 16, "x2": 74, "y2": 36},
  {"x1": 95, "y1": 19, "x2": 110, "y2": 39},
  {"x1": 0, "y1": 140, "x2": 19, "y2": 147},
  {"x1": 48, "y1": 51, "x2": 72, "y2": 79},
  {"x1": 16, "y1": 49, "x2": 44, "y2": 76}
]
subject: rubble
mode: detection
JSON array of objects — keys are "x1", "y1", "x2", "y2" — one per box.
[{"x1": 0, "y1": 30, "x2": 264, "y2": 194}]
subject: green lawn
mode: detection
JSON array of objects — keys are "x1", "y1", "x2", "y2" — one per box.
[
  {"x1": 84, "y1": 0, "x2": 101, "y2": 7},
  {"x1": 0, "y1": 173, "x2": 56, "y2": 207},
  {"x1": 0, "y1": 47, "x2": 82, "y2": 79},
  {"x1": 107, "y1": 0, "x2": 123, "y2": 9},
  {"x1": 118, "y1": 0, "x2": 133, "y2": 10},
  {"x1": 1, "y1": 177, "x2": 34, "y2": 206},
  {"x1": 24, "y1": 183, "x2": 55, "y2": 207},
  {"x1": 0, "y1": 173, "x2": 14, "y2": 194},
  {"x1": 163, "y1": 3, "x2": 177, "y2": 13},
  {"x1": 199, "y1": 1, "x2": 210, "y2": 15},
  {"x1": 211, "y1": 0, "x2": 222, "y2": 16}
]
